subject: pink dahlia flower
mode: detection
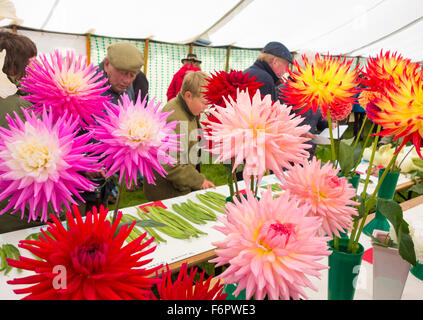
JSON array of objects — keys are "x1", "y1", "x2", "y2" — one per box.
[
  {"x1": 281, "y1": 157, "x2": 359, "y2": 238},
  {"x1": 91, "y1": 94, "x2": 180, "y2": 188},
  {"x1": 0, "y1": 108, "x2": 100, "y2": 222},
  {"x1": 210, "y1": 189, "x2": 330, "y2": 300},
  {"x1": 204, "y1": 90, "x2": 311, "y2": 183},
  {"x1": 20, "y1": 50, "x2": 110, "y2": 128}
]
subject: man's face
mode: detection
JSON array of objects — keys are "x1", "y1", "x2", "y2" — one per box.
[
  {"x1": 184, "y1": 91, "x2": 208, "y2": 116},
  {"x1": 271, "y1": 57, "x2": 290, "y2": 78},
  {"x1": 104, "y1": 59, "x2": 137, "y2": 93}
]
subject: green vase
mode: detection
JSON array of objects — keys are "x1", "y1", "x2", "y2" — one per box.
[
  {"x1": 363, "y1": 168, "x2": 399, "y2": 236},
  {"x1": 223, "y1": 283, "x2": 247, "y2": 300},
  {"x1": 410, "y1": 262, "x2": 423, "y2": 281},
  {"x1": 328, "y1": 238, "x2": 364, "y2": 300}
]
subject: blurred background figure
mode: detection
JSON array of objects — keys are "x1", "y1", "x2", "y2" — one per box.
[{"x1": 166, "y1": 53, "x2": 201, "y2": 101}]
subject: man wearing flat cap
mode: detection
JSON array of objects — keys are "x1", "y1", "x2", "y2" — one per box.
[
  {"x1": 81, "y1": 42, "x2": 145, "y2": 209},
  {"x1": 97, "y1": 41, "x2": 144, "y2": 104},
  {"x1": 244, "y1": 41, "x2": 292, "y2": 102},
  {"x1": 166, "y1": 53, "x2": 201, "y2": 101}
]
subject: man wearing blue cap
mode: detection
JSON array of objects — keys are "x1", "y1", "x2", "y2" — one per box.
[{"x1": 244, "y1": 41, "x2": 292, "y2": 102}]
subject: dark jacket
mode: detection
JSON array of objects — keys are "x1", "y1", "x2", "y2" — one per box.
[
  {"x1": 143, "y1": 93, "x2": 205, "y2": 201},
  {"x1": 279, "y1": 81, "x2": 328, "y2": 159},
  {"x1": 244, "y1": 59, "x2": 281, "y2": 102},
  {"x1": 133, "y1": 71, "x2": 149, "y2": 103}
]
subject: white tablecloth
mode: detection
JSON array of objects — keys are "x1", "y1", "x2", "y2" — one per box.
[{"x1": 1, "y1": 172, "x2": 422, "y2": 300}]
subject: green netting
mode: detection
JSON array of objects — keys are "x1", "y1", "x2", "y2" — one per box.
[
  {"x1": 229, "y1": 48, "x2": 260, "y2": 72},
  {"x1": 147, "y1": 42, "x2": 189, "y2": 105},
  {"x1": 193, "y1": 46, "x2": 227, "y2": 76}
]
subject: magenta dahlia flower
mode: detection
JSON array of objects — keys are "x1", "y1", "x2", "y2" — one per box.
[
  {"x1": 20, "y1": 50, "x2": 110, "y2": 128},
  {"x1": 204, "y1": 89, "x2": 311, "y2": 183},
  {"x1": 0, "y1": 108, "x2": 100, "y2": 222},
  {"x1": 210, "y1": 189, "x2": 330, "y2": 300},
  {"x1": 281, "y1": 157, "x2": 359, "y2": 238},
  {"x1": 6, "y1": 205, "x2": 161, "y2": 299},
  {"x1": 91, "y1": 94, "x2": 180, "y2": 188}
]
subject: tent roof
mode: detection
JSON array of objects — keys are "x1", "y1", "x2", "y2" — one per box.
[{"x1": 5, "y1": 0, "x2": 423, "y2": 61}]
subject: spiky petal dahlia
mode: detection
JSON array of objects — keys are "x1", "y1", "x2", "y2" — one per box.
[
  {"x1": 0, "y1": 108, "x2": 100, "y2": 222},
  {"x1": 280, "y1": 157, "x2": 359, "y2": 238},
  {"x1": 366, "y1": 69, "x2": 423, "y2": 158},
  {"x1": 202, "y1": 70, "x2": 263, "y2": 150},
  {"x1": 155, "y1": 263, "x2": 227, "y2": 300},
  {"x1": 210, "y1": 189, "x2": 330, "y2": 300},
  {"x1": 281, "y1": 53, "x2": 360, "y2": 119},
  {"x1": 358, "y1": 89, "x2": 381, "y2": 109},
  {"x1": 204, "y1": 70, "x2": 263, "y2": 107},
  {"x1": 6, "y1": 205, "x2": 161, "y2": 300},
  {"x1": 204, "y1": 90, "x2": 311, "y2": 184},
  {"x1": 362, "y1": 50, "x2": 419, "y2": 93},
  {"x1": 20, "y1": 50, "x2": 110, "y2": 128},
  {"x1": 91, "y1": 94, "x2": 179, "y2": 188},
  {"x1": 329, "y1": 103, "x2": 352, "y2": 121}
]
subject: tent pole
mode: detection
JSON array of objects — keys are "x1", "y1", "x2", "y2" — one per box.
[
  {"x1": 144, "y1": 39, "x2": 150, "y2": 75},
  {"x1": 225, "y1": 46, "x2": 231, "y2": 72},
  {"x1": 189, "y1": 43, "x2": 193, "y2": 54},
  {"x1": 85, "y1": 33, "x2": 91, "y2": 65}
]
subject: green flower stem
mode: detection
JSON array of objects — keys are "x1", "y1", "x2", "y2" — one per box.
[
  {"x1": 352, "y1": 122, "x2": 375, "y2": 173},
  {"x1": 334, "y1": 236, "x2": 339, "y2": 251},
  {"x1": 233, "y1": 171, "x2": 240, "y2": 198},
  {"x1": 351, "y1": 149, "x2": 400, "y2": 253},
  {"x1": 362, "y1": 125, "x2": 381, "y2": 197},
  {"x1": 347, "y1": 125, "x2": 380, "y2": 252},
  {"x1": 112, "y1": 170, "x2": 126, "y2": 223},
  {"x1": 254, "y1": 177, "x2": 259, "y2": 198},
  {"x1": 228, "y1": 167, "x2": 234, "y2": 198},
  {"x1": 336, "y1": 121, "x2": 340, "y2": 167},
  {"x1": 396, "y1": 145, "x2": 414, "y2": 171},
  {"x1": 351, "y1": 115, "x2": 368, "y2": 151},
  {"x1": 327, "y1": 110, "x2": 336, "y2": 166}
]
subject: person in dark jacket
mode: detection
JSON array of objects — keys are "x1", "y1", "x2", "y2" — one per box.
[
  {"x1": 80, "y1": 42, "x2": 144, "y2": 212},
  {"x1": 244, "y1": 41, "x2": 292, "y2": 102},
  {"x1": 133, "y1": 70, "x2": 149, "y2": 103},
  {"x1": 279, "y1": 50, "x2": 334, "y2": 160}
]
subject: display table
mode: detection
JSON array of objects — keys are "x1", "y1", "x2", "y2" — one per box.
[{"x1": 0, "y1": 171, "x2": 421, "y2": 300}]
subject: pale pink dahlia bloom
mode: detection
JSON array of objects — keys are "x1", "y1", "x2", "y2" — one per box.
[
  {"x1": 91, "y1": 94, "x2": 179, "y2": 188},
  {"x1": 204, "y1": 90, "x2": 311, "y2": 183},
  {"x1": 21, "y1": 50, "x2": 110, "y2": 128},
  {"x1": 0, "y1": 108, "x2": 100, "y2": 222},
  {"x1": 210, "y1": 189, "x2": 330, "y2": 300},
  {"x1": 281, "y1": 157, "x2": 359, "y2": 238}
]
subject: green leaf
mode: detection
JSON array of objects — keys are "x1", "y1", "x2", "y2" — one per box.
[
  {"x1": 339, "y1": 140, "x2": 355, "y2": 175},
  {"x1": 377, "y1": 199, "x2": 402, "y2": 230},
  {"x1": 377, "y1": 198, "x2": 416, "y2": 266},
  {"x1": 398, "y1": 223, "x2": 417, "y2": 266},
  {"x1": 410, "y1": 182, "x2": 423, "y2": 194}
]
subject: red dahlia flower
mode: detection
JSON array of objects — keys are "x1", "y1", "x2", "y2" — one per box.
[
  {"x1": 156, "y1": 263, "x2": 227, "y2": 300},
  {"x1": 6, "y1": 205, "x2": 161, "y2": 300}
]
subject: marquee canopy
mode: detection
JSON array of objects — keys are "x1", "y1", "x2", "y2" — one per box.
[{"x1": 2, "y1": 0, "x2": 423, "y2": 61}]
